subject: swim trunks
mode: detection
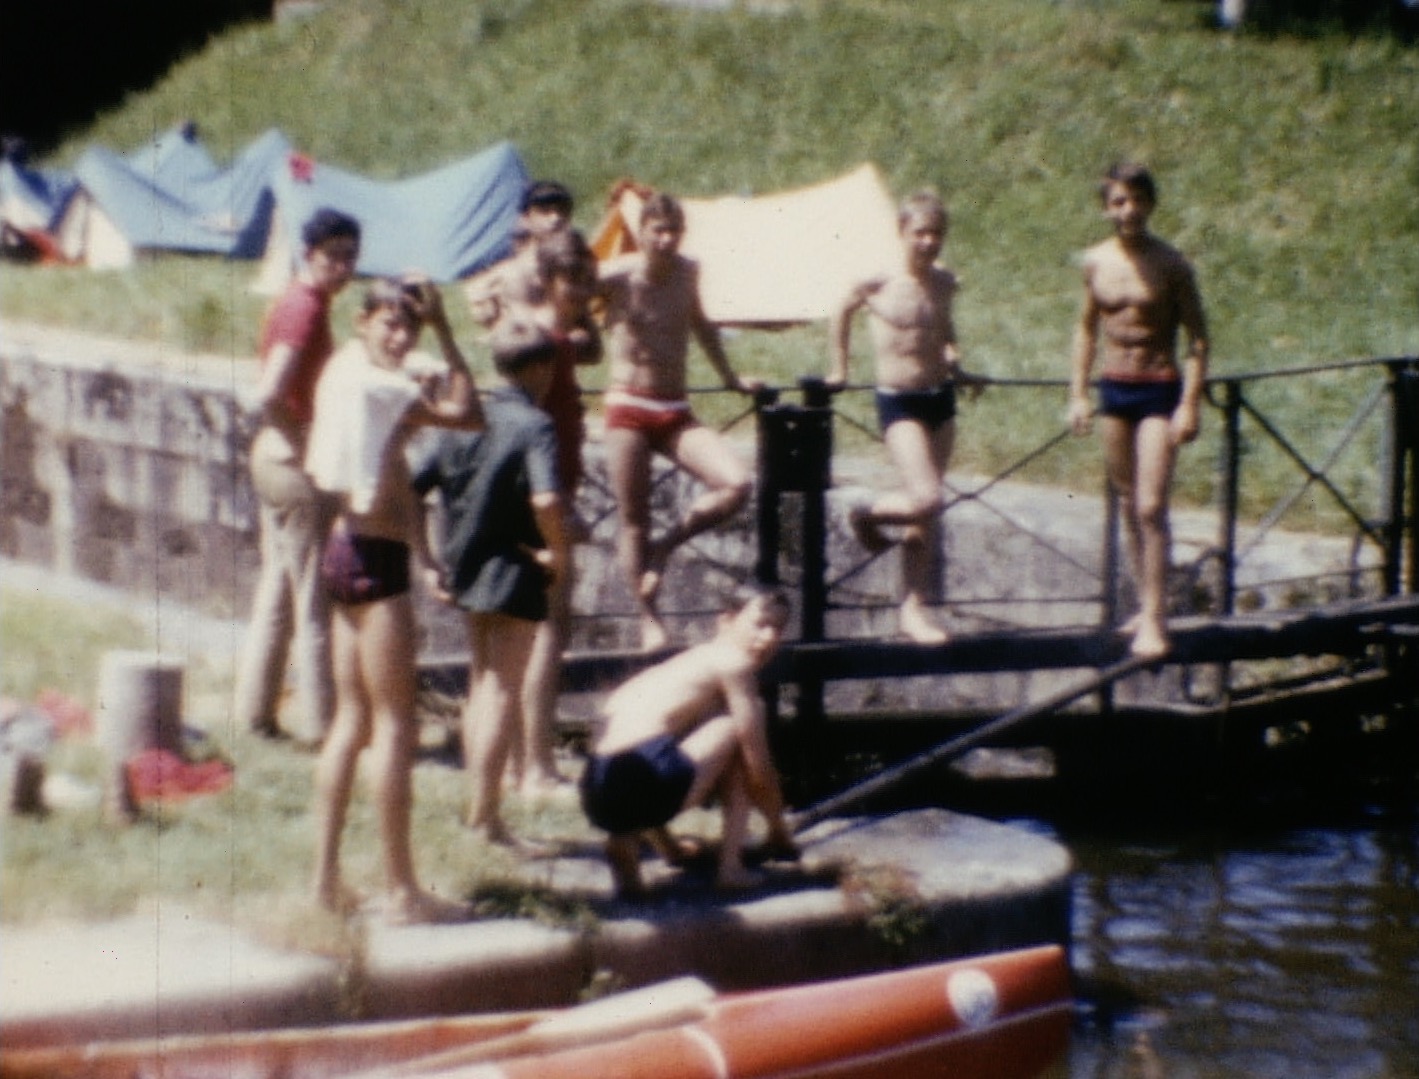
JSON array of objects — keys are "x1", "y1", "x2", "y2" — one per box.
[
  {"x1": 580, "y1": 733, "x2": 697, "y2": 835},
  {"x1": 320, "y1": 530, "x2": 411, "y2": 606},
  {"x1": 875, "y1": 382, "x2": 957, "y2": 434},
  {"x1": 1097, "y1": 378, "x2": 1182, "y2": 424},
  {"x1": 604, "y1": 388, "x2": 697, "y2": 453}
]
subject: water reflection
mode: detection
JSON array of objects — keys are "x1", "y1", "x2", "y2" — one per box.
[{"x1": 1050, "y1": 811, "x2": 1419, "y2": 1079}]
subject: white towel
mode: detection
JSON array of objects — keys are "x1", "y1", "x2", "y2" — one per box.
[{"x1": 305, "y1": 340, "x2": 426, "y2": 515}]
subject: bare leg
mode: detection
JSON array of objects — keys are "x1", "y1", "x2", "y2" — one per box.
[
  {"x1": 463, "y1": 612, "x2": 539, "y2": 843},
  {"x1": 606, "y1": 833, "x2": 645, "y2": 898},
  {"x1": 712, "y1": 758, "x2": 760, "y2": 891},
  {"x1": 605, "y1": 427, "x2": 668, "y2": 651},
  {"x1": 656, "y1": 424, "x2": 753, "y2": 565},
  {"x1": 1101, "y1": 415, "x2": 1144, "y2": 632},
  {"x1": 1129, "y1": 417, "x2": 1178, "y2": 659},
  {"x1": 876, "y1": 419, "x2": 953, "y2": 643},
  {"x1": 519, "y1": 558, "x2": 572, "y2": 793},
  {"x1": 311, "y1": 605, "x2": 371, "y2": 914}
]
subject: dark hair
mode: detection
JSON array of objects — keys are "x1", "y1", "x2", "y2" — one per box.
[
  {"x1": 1099, "y1": 162, "x2": 1157, "y2": 205},
  {"x1": 639, "y1": 192, "x2": 685, "y2": 231},
  {"x1": 490, "y1": 316, "x2": 558, "y2": 375},
  {"x1": 521, "y1": 179, "x2": 574, "y2": 215},
  {"x1": 301, "y1": 207, "x2": 362, "y2": 250},
  {"x1": 358, "y1": 278, "x2": 422, "y2": 324},
  {"x1": 898, "y1": 189, "x2": 948, "y2": 231},
  {"x1": 535, "y1": 228, "x2": 596, "y2": 285},
  {"x1": 721, "y1": 580, "x2": 791, "y2": 619}
]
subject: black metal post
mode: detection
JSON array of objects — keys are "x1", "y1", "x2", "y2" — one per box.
[{"x1": 1218, "y1": 380, "x2": 1243, "y2": 616}]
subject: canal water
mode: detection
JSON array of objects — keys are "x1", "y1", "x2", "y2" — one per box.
[{"x1": 1030, "y1": 800, "x2": 1419, "y2": 1078}]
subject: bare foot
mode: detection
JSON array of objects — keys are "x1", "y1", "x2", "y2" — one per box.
[
  {"x1": 519, "y1": 772, "x2": 574, "y2": 801},
  {"x1": 900, "y1": 601, "x2": 949, "y2": 645},
  {"x1": 1129, "y1": 619, "x2": 1172, "y2": 660},
  {"x1": 848, "y1": 505, "x2": 893, "y2": 555},
  {"x1": 382, "y1": 889, "x2": 471, "y2": 927},
  {"x1": 315, "y1": 881, "x2": 364, "y2": 917},
  {"x1": 638, "y1": 539, "x2": 671, "y2": 603},
  {"x1": 607, "y1": 835, "x2": 646, "y2": 898},
  {"x1": 1117, "y1": 612, "x2": 1141, "y2": 636},
  {"x1": 647, "y1": 827, "x2": 704, "y2": 866}
]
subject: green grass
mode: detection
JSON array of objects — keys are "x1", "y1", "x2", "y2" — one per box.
[
  {"x1": 0, "y1": 0, "x2": 1414, "y2": 525},
  {"x1": 0, "y1": 587, "x2": 652, "y2": 934}
]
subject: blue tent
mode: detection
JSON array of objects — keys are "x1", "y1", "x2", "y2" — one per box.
[
  {"x1": 68, "y1": 125, "x2": 292, "y2": 261},
  {"x1": 0, "y1": 155, "x2": 78, "y2": 233},
  {"x1": 259, "y1": 140, "x2": 527, "y2": 286}
]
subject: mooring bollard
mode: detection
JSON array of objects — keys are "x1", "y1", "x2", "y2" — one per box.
[{"x1": 95, "y1": 650, "x2": 185, "y2": 823}]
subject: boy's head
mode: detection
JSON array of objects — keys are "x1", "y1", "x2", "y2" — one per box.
[
  {"x1": 520, "y1": 180, "x2": 575, "y2": 238},
  {"x1": 717, "y1": 582, "x2": 792, "y2": 666},
  {"x1": 300, "y1": 208, "x2": 361, "y2": 294},
  {"x1": 898, "y1": 190, "x2": 948, "y2": 233},
  {"x1": 491, "y1": 316, "x2": 559, "y2": 380},
  {"x1": 355, "y1": 278, "x2": 424, "y2": 365},
  {"x1": 1098, "y1": 162, "x2": 1157, "y2": 207},
  {"x1": 637, "y1": 192, "x2": 685, "y2": 260},
  {"x1": 536, "y1": 228, "x2": 597, "y2": 312}
]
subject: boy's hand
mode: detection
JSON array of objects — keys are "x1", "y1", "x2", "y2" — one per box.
[
  {"x1": 520, "y1": 543, "x2": 562, "y2": 586},
  {"x1": 731, "y1": 374, "x2": 765, "y2": 395},
  {"x1": 954, "y1": 366, "x2": 989, "y2": 401},
  {"x1": 1068, "y1": 394, "x2": 1094, "y2": 436},
  {"x1": 420, "y1": 565, "x2": 453, "y2": 604},
  {"x1": 1170, "y1": 403, "x2": 1201, "y2": 445}
]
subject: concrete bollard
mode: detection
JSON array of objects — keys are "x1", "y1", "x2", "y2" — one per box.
[{"x1": 95, "y1": 651, "x2": 185, "y2": 823}]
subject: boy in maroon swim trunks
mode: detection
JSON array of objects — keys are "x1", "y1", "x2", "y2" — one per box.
[
  {"x1": 581, "y1": 583, "x2": 798, "y2": 897},
  {"x1": 304, "y1": 276, "x2": 482, "y2": 924}
]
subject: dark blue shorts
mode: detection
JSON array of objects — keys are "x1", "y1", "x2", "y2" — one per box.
[
  {"x1": 321, "y1": 531, "x2": 411, "y2": 606},
  {"x1": 875, "y1": 383, "x2": 957, "y2": 434},
  {"x1": 580, "y1": 734, "x2": 696, "y2": 835},
  {"x1": 1098, "y1": 379, "x2": 1182, "y2": 424}
]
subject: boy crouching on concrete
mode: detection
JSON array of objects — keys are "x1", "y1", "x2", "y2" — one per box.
[{"x1": 579, "y1": 583, "x2": 799, "y2": 896}]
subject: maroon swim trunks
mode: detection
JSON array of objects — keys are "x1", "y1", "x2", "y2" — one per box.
[{"x1": 321, "y1": 530, "x2": 411, "y2": 606}]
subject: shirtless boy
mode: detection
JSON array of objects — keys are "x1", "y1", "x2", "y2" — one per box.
[
  {"x1": 827, "y1": 190, "x2": 983, "y2": 644},
  {"x1": 464, "y1": 179, "x2": 576, "y2": 323},
  {"x1": 306, "y1": 277, "x2": 481, "y2": 924},
  {"x1": 580, "y1": 583, "x2": 798, "y2": 896},
  {"x1": 1068, "y1": 162, "x2": 1209, "y2": 660},
  {"x1": 599, "y1": 192, "x2": 760, "y2": 651}
]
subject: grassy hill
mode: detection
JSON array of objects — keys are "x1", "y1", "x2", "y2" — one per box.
[{"x1": 1, "y1": 0, "x2": 1415, "y2": 510}]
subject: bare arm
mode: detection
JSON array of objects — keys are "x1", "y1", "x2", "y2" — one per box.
[
  {"x1": 720, "y1": 662, "x2": 786, "y2": 821},
  {"x1": 252, "y1": 341, "x2": 300, "y2": 426},
  {"x1": 826, "y1": 281, "x2": 874, "y2": 388},
  {"x1": 690, "y1": 286, "x2": 757, "y2": 394},
  {"x1": 529, "y1": 492, "x2": 571, "y2": 588},
  {"x1": 1171, "y1": 263, "x2": 1210, "y2": 444},
  {"x1": 408, "y1": 284, "x2": 485, "y2": 431},
  {"x1": 1068, "y1": 264, "x2": 1101, "y2": 435}
]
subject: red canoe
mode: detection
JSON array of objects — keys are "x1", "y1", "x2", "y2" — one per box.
[{"x1": 0, "y1": 945, "x2": 1071, "y2": 1079}]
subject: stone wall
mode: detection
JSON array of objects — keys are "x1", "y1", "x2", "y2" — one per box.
[{"x1": 2, "y1": 325, "x2": 1375, "y2": 717}]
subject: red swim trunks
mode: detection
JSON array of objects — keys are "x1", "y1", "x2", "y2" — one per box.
[{"x1": 603, "y1": 388, "x2": 698, "y2": 453}]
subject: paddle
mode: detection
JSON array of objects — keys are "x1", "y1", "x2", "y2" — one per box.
[
  {"x1": 377, "y1": 975, "x2": 717, "y2": 1076},
  {"x1": 788, "y1": 652, "x2": 1156, "y2": 834}
]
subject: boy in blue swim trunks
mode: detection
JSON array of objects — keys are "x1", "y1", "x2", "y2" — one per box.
[
  {"x1": 1068, "y1": 163, "x2": 1209, "y2": 660},
  {"x1": 827, "y1": 190, "x2": 985, "y2": 644},
  {"x1": 581, "y1": 583, "x2": 798, "y2": 896}
]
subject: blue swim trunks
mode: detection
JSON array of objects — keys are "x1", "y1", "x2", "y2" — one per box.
[
  {"x1": 1097, "y1": 379, "x2": 1182, "y2": 424},
  {"x1": 875, "y1": 382, "x2": 957, "y2": 434},
  {"x1": 580, "y1": 734, "x2": 696, "y2": 835}
]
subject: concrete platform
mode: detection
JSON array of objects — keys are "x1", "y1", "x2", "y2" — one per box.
[{"x1": 0, "y1": 809, "x2": 1072, "y2": 1049}]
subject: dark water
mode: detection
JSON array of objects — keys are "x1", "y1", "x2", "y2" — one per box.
[{"x1": 1033, "y1": 804, "x2": 1419, "y2": 1079}]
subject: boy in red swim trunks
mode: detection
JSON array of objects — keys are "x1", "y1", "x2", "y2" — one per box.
[
  {"x1": 1068, "y1": 163, "x2": 1210, "y2": 660},
  {"x1": 598, "y1": 192, "x2": 762, "y2": 652},
  {"x1": 305, "y1": 276, "x2": 482, "y2": 924},
  {"x1": 581, "y1": 583, "x2": 798, "y2": 897}
]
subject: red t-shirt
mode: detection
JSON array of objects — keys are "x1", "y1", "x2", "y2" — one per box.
[{"x1": 258, "y1": 280, "x2": 334, "y2": 428}]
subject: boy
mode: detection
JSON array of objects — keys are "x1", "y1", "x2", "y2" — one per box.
[
  {"x1": 599, "y1": 192, "x2": 760, "y2": 652},
  {"x1": 306, "y1": 276, "x2": 481, "y2": 924},
  {"x1": 1068, "y1": 163, "x2": 1209, "y2": 660},
  {"x1": 463, "y1": 179, "x2": 577, "y2": 323},
  {"x1": 413, "y1": 319, "x2": 571, "y2": 845},
  {"x1": 580, "y1": 583, "x2": 798, "y2": 896},
  {"x1": 826, "y1": 190, "x2": 983, "y2": 644},
  {"x1": 234, "y1": 208, "x2": 360, "y2": 744}
]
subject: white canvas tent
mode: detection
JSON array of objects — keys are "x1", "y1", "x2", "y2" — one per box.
[{"x1": 591, "y1": 164, "x2": 902, "y2": 324}]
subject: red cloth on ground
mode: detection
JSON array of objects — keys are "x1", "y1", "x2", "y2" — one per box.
[{"x1": 126, "y1": 749, "x2": 234, "y2": 804}]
